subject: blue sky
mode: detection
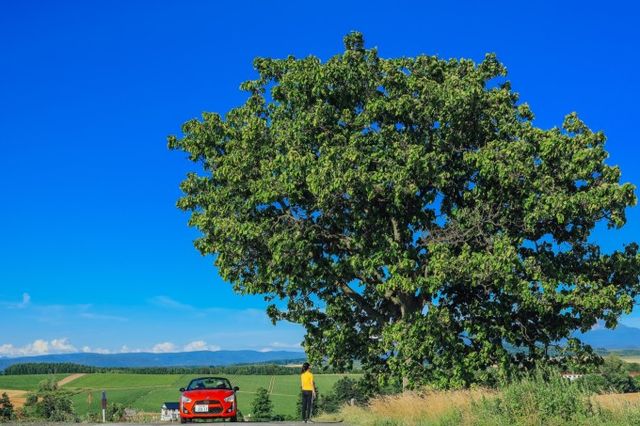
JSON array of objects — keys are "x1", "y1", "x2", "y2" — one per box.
[{"x1": 1, "y1": 1, "x2": 639, "y2": 357}]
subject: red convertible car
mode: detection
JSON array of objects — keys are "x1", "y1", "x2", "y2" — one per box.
[{"x1": 179, "y1": 377, "x2": 239, "y2": 423}]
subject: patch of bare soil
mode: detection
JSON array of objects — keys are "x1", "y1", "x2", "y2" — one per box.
[
  {"x1": 0, "y1": 389, "x2": 28, "y2": 408},
  {"x1": 57, "y1": 373, "x2": 86, "y2": 387}
]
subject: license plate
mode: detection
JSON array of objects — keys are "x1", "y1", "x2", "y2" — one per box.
[{"x1": 194, "y1": 405, "x2": 208, "y2": 413}]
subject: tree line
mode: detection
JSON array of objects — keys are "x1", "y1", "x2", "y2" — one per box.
[{"x1": 2, "y1": 362, "x2": 356, "y2": 375}]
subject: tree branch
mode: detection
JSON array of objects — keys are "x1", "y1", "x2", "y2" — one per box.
[{"x1": 339, "y1": 282, "x2": 385, "y2": 323}]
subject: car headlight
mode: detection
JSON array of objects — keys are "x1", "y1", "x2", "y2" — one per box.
[
  {"x1": 224, "y1": 394, "x2": 235, "y2": 403},
  {"x1": 181, "y1": 396, "x2": 192, "y2": 403}
]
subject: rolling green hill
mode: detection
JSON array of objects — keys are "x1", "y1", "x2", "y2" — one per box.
[{"x1": 0, "y1": 374, "x2": 69, "y2": 390}]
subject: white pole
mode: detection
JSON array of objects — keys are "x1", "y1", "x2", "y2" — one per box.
[{"x1": 101, "y1": 390, "x2": 107, "y2": 423}]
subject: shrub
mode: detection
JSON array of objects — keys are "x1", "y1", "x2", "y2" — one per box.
[
  {"x1": 251, "y1": 387, "x2": 273, "y2": 420},
  {"x1": 576, "y1": 356, "x2": 637, "y2": 394},
  {"x1": 21, "y1": 378, "x2": 77, "y2": 422},
  {"x1": 320, "y1": 377, "x2": 368, "y2": 413},
  {"x1": 0, "y1": 393, "x2": 15, "y2": 422},
  {"x1": 474, "y1": 372, "x2": 595, "y2": 424},
  {"x1": 106, "y1": 402, "x2": 126, "y2": 422}
]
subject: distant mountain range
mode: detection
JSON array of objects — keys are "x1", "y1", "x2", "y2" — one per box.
[
  {"x1": 575, "y1": 323, "x2": 640, "y2": 350},
  {"x1": 1, "y1": 324, "x2": 638, "y2": 371},
  {"x1": 0, "y1": 350, "x2": 305, "y2": 371}
]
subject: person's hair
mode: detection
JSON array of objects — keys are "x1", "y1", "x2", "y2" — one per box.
[{"x1": 301, "y1": 362, "x2": 310, "y2": 373}]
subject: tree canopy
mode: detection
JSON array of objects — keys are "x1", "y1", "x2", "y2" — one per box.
[{"x1": 169, "y1": 32, "x2": 640, "y2": 388}]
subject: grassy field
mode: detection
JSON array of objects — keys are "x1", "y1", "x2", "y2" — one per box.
[
  {"x1": 1, "y1": 373, "x2": 356, "y2": 419},
  {"x1": 620, "y1": 356, "x2": 640, "y2": 364},
  {"x1": 0, "y1": 374, "x2": 69, "y2": 390}
]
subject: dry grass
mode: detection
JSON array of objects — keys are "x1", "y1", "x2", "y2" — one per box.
[
  {"x1": 325, "y1": 389, "x2": 494, "y2": 426},
  {"x1": 0, "y1": 389, "x2": 28, "y2": 409},
  {"x1": 56, "y1": 373, "x2": 86, "y2": 387},
  {"x1": 323, "y1": 390, "x2": 640, "y2": 426},
  {"x1": 592, "y1": 392, "x2": 640, "y2": 411}
]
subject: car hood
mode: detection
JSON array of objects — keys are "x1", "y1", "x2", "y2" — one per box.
[{"x1": 182, "y1": 389, "x2": 234, "y2": 399}]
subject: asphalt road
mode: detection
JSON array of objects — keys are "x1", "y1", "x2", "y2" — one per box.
[
  {"x1": 102, "y1": 423, "x2": 342, "y2": 425},
  {"x1": 14, "y1": 420, "x2": 344, "y2": 425},
  {"x1": 13, "y1": 422, "x2": 344, "y2": 425}
]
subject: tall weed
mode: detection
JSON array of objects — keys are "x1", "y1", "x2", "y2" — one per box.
[{"x1": 332, "y1": 371, "x2": 640, "y2": 425}]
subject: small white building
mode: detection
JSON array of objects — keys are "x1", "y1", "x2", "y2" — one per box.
[
  {"x1": 561, "y1": 373, "x2": 584, "y2": 381},
  {"x1": 161, "y1": 402, "x2": 180, "y2": 421}
]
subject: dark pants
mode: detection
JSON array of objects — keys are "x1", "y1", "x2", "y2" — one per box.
[{"x1": 301, "y1": 390, "x2": 313, "y2": 420}]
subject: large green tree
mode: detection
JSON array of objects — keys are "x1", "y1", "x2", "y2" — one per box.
[{"x1": 169, "y1": 33, "x2": 640, "y2": 388}]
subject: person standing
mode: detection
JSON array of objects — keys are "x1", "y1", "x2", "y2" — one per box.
[{"x1": 300, "y1": 362, "x2": 315, "y2": 423}]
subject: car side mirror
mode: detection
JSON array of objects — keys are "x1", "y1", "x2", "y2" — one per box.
[
  {"x1": 233, "y1": 386, "x2": 240, "y2": 391},
  {"x1": 179, "y1": 387, "x2": 185, "y2": 392}
]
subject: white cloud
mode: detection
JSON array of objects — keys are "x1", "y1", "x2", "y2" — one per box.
[
  {"x1": 258, "y1": 341, "x2": 303, "y2": 353},
  {"x1": 0, "y1": 341, "x2": 43, "y2": 357},
  {"x1": 183, "y1": 341, "x2": 221, "y2": 352},
  {"x1": 121, "y1": 345, "x2": 142, "y2": 353},
  {"x1": 18, "y1": 293, "x2": 31, "y2": 308},
  {"x1": 152, "y1": 342, "x2": 177, "y2": 353},
  {"x1": 81, "y1": 346, "x2": 110, "y2": 354},
  {"x1": 28, "y1": 339, "x2": 49, "y2": 354},
  {"x1": 269, "y1": 341, "x2": 302, "y2": 349},
  {"x1": 50, "y1": 338, "x2": 76, "y2": 352},
  {"x1": 0, "y1": 344, "x2": 19, "y2": 356},
  {"x1": 0, "y1": 338, "x2": 77, "y2": 357},
  {"x1": 0, "y1": 292, "x2": 32, "y2": 309},
  {"x1": 183, "y1": 340, "x2": 206, "y2": 351}
]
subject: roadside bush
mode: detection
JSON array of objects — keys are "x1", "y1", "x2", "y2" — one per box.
[
  {"x1": 82, "y1": 411, "x2": 101, "y2": 423},
  {"x1": 21, "y1": 378, "x2": 77, "y2": 422},
  {"x1": 473, "y1": 372, "x2": 595, "y2": 425},
  {"x1": 576, "y1": 356, "x2": 637, "y2": 394},
  {"x1": 578, "y1": 374, "x2": 609, "y2": 393},
  {"x1": 599, "y1": 357, "x2": 637, "y2": 393},
  {"x1": 320, "y1": 377, "x2": 368, "y2": 413},
  {"x1": 0, "y1": 393, "x2": 15, "y2": 422},
  {"x1": 251, "y1": 387, "x2": 273, "y2": 420},
  {"x1": 106, "y1": 402, "x2": 126, "y2": 421}
]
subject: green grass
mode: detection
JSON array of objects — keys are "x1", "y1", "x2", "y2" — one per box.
[
  {"x1": 71, "y1": 388, "x2": 152, "y2": 416},
  {"x1": 65, "y1": 373, "x2": 187, "y2": 389},
  {"x1": 0, "y1": 374, "x2": 69, "y2": 390},
  {"x1": 54, "y1": 373, "x2": 357, "y2": 418},
  {"x1": 132, "y1": 388, "x2": 184, "y2": 412}
]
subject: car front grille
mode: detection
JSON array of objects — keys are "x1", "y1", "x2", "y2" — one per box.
[{"x1": 194, "y1": 400, "x2": 223, "y2": 414}]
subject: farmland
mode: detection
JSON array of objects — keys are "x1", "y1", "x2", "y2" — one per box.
[
  {"x1": 619, "y1": 356, "x2": 640, "y2": 364},
  {"x1": 0, "y1": 374, "x2": 68, "y2": 390},
  {"x1": 0, "y1": 373, "x2": 357, "y2": 419}
]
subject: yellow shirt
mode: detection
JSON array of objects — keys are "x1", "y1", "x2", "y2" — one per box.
[{"x1": 301, "y1": 371, "x2": 314, "y2": 391}]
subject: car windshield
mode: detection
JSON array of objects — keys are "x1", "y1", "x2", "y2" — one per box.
[{"x1": 187, "y1": 378, "x2": 232, "y2": 390}]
